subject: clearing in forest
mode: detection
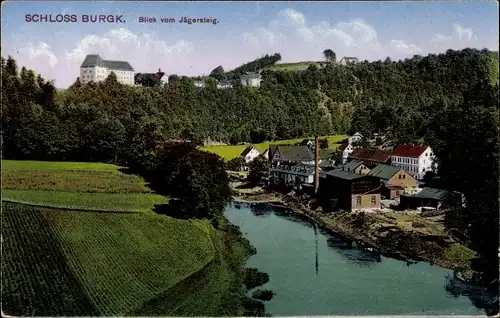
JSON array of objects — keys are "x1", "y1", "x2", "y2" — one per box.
[{"x1": 200, "y1": 134, "x2": 348, "y2": 160}]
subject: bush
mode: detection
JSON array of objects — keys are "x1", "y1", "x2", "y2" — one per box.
[
  {"x1": 412, "y1": 221, "x2": 425, "y2": 228},
  {"x1": 243, "y1": 268, "x2": 269, "y2": 290},
  {"x1": 227, "y1": 157, "x2": 245, "y2": 171},
  {"x1": 241, "y1": 297, "x2": 265, "y2": 316},
  {"x1": 252, "y1": 289, "x2": 275, "y2": 301}
]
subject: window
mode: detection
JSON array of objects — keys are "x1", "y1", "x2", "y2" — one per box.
[
  {"x1": 403, "y1": 175, "x2": 406, "y2": 179},
  {"x1": 356, "y1": 196, "x2": 361, "y2": 205},
  {"x1": 395, "y1": 191, "x2": 400, "y2": 196},
  {"x1": 398, "y1": 174, "x2": 402, "y2": 179},
  {"x1": 371, "y1": 196, "x2": 376, "y2": 205}
]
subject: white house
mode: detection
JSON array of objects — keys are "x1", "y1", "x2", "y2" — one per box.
[
  {"x1": 390, "y1": 144, "x2": 436, "y2": 180},
  {"x1": 241, "y1": 72, "x2": 262, "y2": 87},
  {"x1": 269, "y1": 163, "x2": 316, "y2": 190},
  {"x1": 193, "y1": 80, "x2": 206, "y2": 88},
  {"x1": 240, "y1": 146, "x2": 261, "y2": 164},
  {"x1": 80, "y1": 54, "x2": 134, "y2": 85},
  {"x1": 339, "y1": 143, "x2": 355, "y2": 164},
  {"x1": 348, "y1": 132, "x2": 363, "y2": 145},
  {"x1": 262, "y1": 149, "x2": 269, "y2": 160},
  {"x1": 217, "y1": 81, "x2": 233, "y2": 89}
]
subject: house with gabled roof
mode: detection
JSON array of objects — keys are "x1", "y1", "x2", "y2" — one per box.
[
  {"x1": 367, "y1": 164, "x2": 418, "y2": 199},
  {"x1": 270, "y1": 145, "x2": 315, "y2": 166},
  {"x1": 339, "y1": 161, "x2": 370, "y2": 175},
  {"x1": 348, "y1": 132, "x2": 363, "y2": 145},
  {"x1": 269, "y1": 163, "x2": 316, "y2": 190},
  {"x1": 318, "y1": 169, "x2": 381, "y2": 212},
  {"x1": 240, "y1": 145, "x2": 261, "y2": 164},
  {"x1": 390, "y1": 144, "x2": 436, "y2": 180},
  {"x1": 347, "y1": 148, "x2": 391, "y2": 168},
  {"x1": 398, "y1": 187, "x2": 451, "y2": 210}
]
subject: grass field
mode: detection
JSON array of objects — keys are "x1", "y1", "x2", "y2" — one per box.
[
  {"x1": 2, "y1": 190, "x2": 169, "y2": 213},
  {"x1": 200, "y1": 134, "x2": 347, "y2": 160},
  {"x1": 2, "y1": 202, "x2": 217, "y2": 316},
  {"x1": 1, "y1": 160, "x2": 167, "y2": 212},
  {"x1": 2, "y1": 159, "x2": 249, "y2": 316},
  {"x1": 2, "y1": 159, "x2": 123, "y2": 171},
  {"x1": 266, "y1": 61, "x2": 323, "y2": 71}
]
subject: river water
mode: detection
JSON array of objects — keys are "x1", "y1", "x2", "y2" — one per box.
[{"x1": 224, "y1": 202, "x2": 489, "y2": 316}]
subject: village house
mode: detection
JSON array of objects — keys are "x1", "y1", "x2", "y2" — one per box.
[
  {"x1": 216, "y1": 81, "x2": 233, "y2": 89},
  {"x1": 339, "y1": 143, "x2": 355, "y2": 164},
  {"x1": 262, "y1": 149, "x2": 269, "y2": 160},
  {"x1": 398, "y1": 187, "x2": 452, "y2": 211},
  {"x1": 390, "y1": 144, "x2": 436, "y2": 180},
  {"x1": 269, "y1": 163, "x2": 316, "y2": 191},
  {"x1": 318, "y1": 170, "x2": 381, "y2": 212},
  {"x1": 269, "y1": 145, "x2": 316, "y2": 167},
  {"x1": 320, "y1": 148, "x2": 336, "y2": 167},
  {"x1": 240, "y1": 146, "x2": 261, "y2": 164},
  {"x1": 367, "y1": 164, "x2": 418, "y2": 199},
  {"x1": 339, "y1": 161, "x2": 370, "y2": 175},
  {"x1": 240, "y1": 72, "x2": 262, "y2": 87},
  {"x1": 347, "y1": 148, "x2": 392, "y2": 168},
  {"x1": 348, "y1": 132, "x2": 363, "y2": 145}
]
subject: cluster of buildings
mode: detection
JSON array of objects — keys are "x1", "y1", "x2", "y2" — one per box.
[
  {"x1": 79, "y1": 54, "x2": 358, "y2": 88},
  {"x1": 193, "y1": 72, "x2": 262, "y2": 89},
  {"x1": 237, "y1": 132, "x2": 461, "y2": 213}
]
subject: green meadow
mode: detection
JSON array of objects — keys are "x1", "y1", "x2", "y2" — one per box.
[
  {"x1": 2, "y1": 160, "x2": 248, "y2": 316},
  {"x1": 199, "y1": 134, "x2": 347, "y2": 160}
]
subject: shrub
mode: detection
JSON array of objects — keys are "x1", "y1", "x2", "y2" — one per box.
[
  {"x1": 243, "y1": 268, "x2": 269, "y2": 290},
  {"x1": 252, "y1": 289, "x2": 275, "y2": 301}
]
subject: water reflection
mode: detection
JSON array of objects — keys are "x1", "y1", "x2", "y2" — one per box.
[
  {"x1": 226, "y1": 202, "x2": 491, "y2": 315},
  {"x1": 445, "y1": 274, "x2": 499, "y2": 316}
]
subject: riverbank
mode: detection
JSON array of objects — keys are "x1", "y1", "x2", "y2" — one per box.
[{"x1": 231, "y1": 187, "x2": 474, "y2": 274}]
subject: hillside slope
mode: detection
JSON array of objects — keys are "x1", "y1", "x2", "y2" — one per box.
[{"x1": 1, "y1": 160, "x2": 249, "y2": 316}]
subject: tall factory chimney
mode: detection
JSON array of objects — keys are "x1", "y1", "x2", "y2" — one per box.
[{"x1": 314, "y1": 136, "x2": 320, "y2": 194}]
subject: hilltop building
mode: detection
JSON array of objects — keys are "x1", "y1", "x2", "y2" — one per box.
[
  {"x1": 240, "y1": 72, "x2": 262, "y2": 87},
  {"x1": 156, "y1": 68, "x2": 168, "y2": 86},
  {"x1": 80, "y1": 54, "x2": 135, "y2": 85},
  {"x1": 339, "y1": 57, "x2": 359, "y2": 65}
]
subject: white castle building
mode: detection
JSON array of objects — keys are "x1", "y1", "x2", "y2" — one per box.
[{"x1": 80, "y1": 54, "x2": 135, "y2": 85}]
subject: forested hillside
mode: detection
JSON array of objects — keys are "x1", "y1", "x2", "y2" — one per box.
[{"x1": 3, "y1": 49, "x2": 497, "y2": 161}]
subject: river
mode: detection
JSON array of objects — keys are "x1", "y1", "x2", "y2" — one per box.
[{"x1": 225, "y1": 202, "x2": 491, "y2": 316}]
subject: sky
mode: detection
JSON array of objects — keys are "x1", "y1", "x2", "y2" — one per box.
[{"x1": 2, "y1": 1, "x2": 499, "y2": 88}]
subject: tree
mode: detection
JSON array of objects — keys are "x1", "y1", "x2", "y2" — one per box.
[
  {"x1": 135, "y1": 73, "x2": 161, "y2": 87},
  {"x1": 323, "y1": 49, "x2": 336, "y2": 63},
  {"x1": 247, "y1": 154, "x2": 268, "y2": 186},
  {"x1": 427, "y1": 80, "x2": 499, "y2": 288},
  {"x1": 250, "y1": 130, "x2": 267, "y2": 144},
  {"x1": 227, "y1": 157, "x2": 245, "y2": 171},
  {"x1": 209, "y1": 65, "x2": 225, "y2": 81},
  {"x1": 105, "y1": 71, "x2": 119, "y2": 85},
  {"x1": 5, "y1": 55, "x2": 18, "y2": 77},
  {"x1": 156, "y1": 143, "x2": 231, "y2": 219}
]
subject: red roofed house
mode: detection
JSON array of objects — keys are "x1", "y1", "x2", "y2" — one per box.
[
  {"x1": 390, "y1": 144, "x2": 435, "y2": 180},
  {"x1": 347, "y1": 148, "x2": 391, "y2": 168}
]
